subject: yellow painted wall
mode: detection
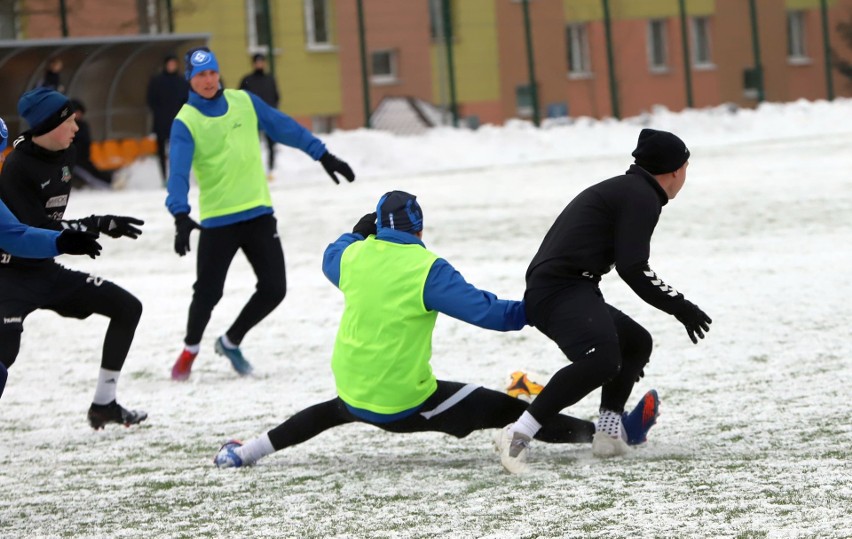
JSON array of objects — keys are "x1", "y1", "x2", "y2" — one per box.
[
  {"x1": 431, "y1": 0, "x2": 500, "y2": 104},
  {"x1": 564, "y1": 0, "x2": 714, "y2": 21},
  {"x1": 173, "y1": 0, "x2": 341, "y2": 117},
  {"x1": 786, "y1": 0, "x2": 837, "y2": 8},
  {"x1": 276, "y1": 2, "x2": 341, "y2": 116},
  {"x1": 172, "y1": 1, "x2": 248, "y2": 91}
]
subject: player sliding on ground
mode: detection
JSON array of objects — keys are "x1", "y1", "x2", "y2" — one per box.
[{"x1": 215, "y1": 191, "x2": 659, "y2": 470}]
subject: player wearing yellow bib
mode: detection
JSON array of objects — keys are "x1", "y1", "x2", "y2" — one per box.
[
  {"x1": 214, "y1": 191, "x2": 597, "y2": 469},
  {"x1": 166, "y1": 47, "x2": 355, "y2": 381}
]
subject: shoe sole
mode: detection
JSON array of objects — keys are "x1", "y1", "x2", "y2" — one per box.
[
  {"x1": 591, "y1": 432, "x2": 630, "y2": 458},
  {"x1": 89, "y1": 414, "x2": 148, "y2": 430}
]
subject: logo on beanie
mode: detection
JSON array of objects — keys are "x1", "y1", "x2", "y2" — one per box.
[
  {"x1": 0, "y1": 118, "x2": 7, "y2": 140},
  {"x1": 191, "y1": 50, "x2": 212, "y2": 66}
]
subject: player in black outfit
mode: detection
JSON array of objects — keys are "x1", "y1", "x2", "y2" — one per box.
[
  {"x1": 239, "y1": 53, "x2": 280, "y2": 175},
  {"x1": 0, "y1": 87, "x2": 148, "y2": 429},
  {"x1": 498, "y1": 129, "x2": 712, "y2": 473}
]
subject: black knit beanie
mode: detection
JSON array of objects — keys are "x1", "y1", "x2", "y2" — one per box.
[{"x1": 631, "y1": 128, "x2": 690, "y2": 174}]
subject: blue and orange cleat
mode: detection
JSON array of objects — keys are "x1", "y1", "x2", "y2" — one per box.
[{"x1": 622, "y1": 389, "x2": 660, "y2": 445}]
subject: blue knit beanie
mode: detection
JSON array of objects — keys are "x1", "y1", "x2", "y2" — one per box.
[
  {"x1": 0, "y1": 117, "x2": 7, "y2": 153},
  {"x1": 376, "y1": 191, "x2": 423, "y2": 233},
  {"x1": 185, "y1": 47, "x2": 220, "y2": 80},
  {"x1": 17, "y1": 88, "x2": 72, "y2": 135}
]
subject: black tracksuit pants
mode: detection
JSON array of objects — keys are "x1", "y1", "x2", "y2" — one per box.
[
  {"x1": 266, "y1": 380, "x2": 596, "y2": 451},
  {"x1": 524, "y1": 280, "x2": 652, "y2": 419},
  {"x1": 185, "y1": 214, "x2": 286, "y2": 346},
  {"x1": 0, "y1": 263, "x2": 142, "y2": 372}
]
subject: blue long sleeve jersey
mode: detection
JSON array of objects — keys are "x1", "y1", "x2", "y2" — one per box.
[
  {"x1": 323, "y1": 228, "x2": 527, "y2": 331},
  {"x1": 165, "y1": 90, "x2": 327, "y2": 226},
  {"x1": 0, "y1": 198, "x2": 59, "y2": 258}
]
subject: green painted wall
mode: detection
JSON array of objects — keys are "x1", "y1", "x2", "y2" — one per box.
[
  {"x1": 172, "y1": 1, "x2": 248, "y2": 89},
  {"x1": 276, "y1": 2, "x2": 341, "y2": 116},
  {"x1": 431, "y1": 0, "x2": 500, "y2": 104},
  {"x1": 564, "y1": 0, "x2": 714, "y2": 22},
  {"x1": 786, "y1": 0, "x2": 837, "y2": 8}
]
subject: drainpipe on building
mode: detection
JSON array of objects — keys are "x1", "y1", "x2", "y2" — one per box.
[
  {"x1": 601, "y1": 0, "x2": 620, "y2": 119},
  {"x1": 165, "y1": 0, "x2": 174, "y2": 33},
  {"x1": 356, "y1": 0, "x2": 372, "y2": 128},
  {"x1": 442, "y1": 0, "x2": 459, "y2": 127},
  {"x1": 678, "y1": 0, "x2": 694, "y2": 109},
  {"x1": 748, "y1": 0, "x2": 765, "y2": 103},
  {"x1": 262, "y1": 0, "x2": 275, "y2": 80},
  {"x1": 59, "y1": 0, "x2": 69, "y2": 36},
  {"x1": 820, "y1": 0, "x2": 835, "y2": 101},
  {"x1": 521, "y1": 0, "x2": 540, "y2": 126}
]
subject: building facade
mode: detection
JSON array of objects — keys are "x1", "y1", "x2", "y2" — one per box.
[{"x1": 4, "y1": 0, "x2": 852, "y2": 132}]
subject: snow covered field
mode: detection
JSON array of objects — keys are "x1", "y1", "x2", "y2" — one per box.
[{"x1": 0, "y1": 100, "x2": 850, "y2": 538}]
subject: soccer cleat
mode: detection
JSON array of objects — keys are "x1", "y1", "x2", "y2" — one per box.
[
  {"x1": 214, "y1": 440, "x2": 244, "y2": 469},
  {"x1": 171, "y1": 348, "x2": 198, "y2": 381},
  {"x1": 622, "y1": 389, "x2": 660, "y2": 446},
  {"x1": 214, "y1": 337, "x2": 253, "y2": 376},
  {"x1": 591, "y1": 431, "x2": 630, "y2": 457},
  {"x1": 592, "y1": 409, "x2": 629, "y2": 457},
  {"x1": 506, "y1": 371, "x2": 544, "y2": 401},
  {"x1": 87, "y1": 400, "x2": 148, "y2": 430},
  {"x1": 494, "y1": 425, "x2": 531, "y2": 474}
]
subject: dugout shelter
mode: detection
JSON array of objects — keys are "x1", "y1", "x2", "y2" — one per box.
[{"x1": 0, "y1": 33, "x2": 208, "y2": 142}]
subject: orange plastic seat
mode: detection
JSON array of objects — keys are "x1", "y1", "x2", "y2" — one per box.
[{"x1": 139, "y1": 137, "x2": 157, "y2": 156}]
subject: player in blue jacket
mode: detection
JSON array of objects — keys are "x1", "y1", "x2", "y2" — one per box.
[
  {"x1": 213, "y1": 191, "x2": 596, "y2": 469},
  {"x1": 166, "y1": 47, "x2": 355, "y2": 381}
]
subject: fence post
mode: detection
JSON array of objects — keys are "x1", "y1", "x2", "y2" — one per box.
[
  {"x1": 748, "y1": 0, "x2": 765, "y2": 102},
  {"x1": 356, "y1": 0, "x2": 372, "y2": 127},
  {"x1": 820, "y1": 0, "x2": 835, "y2": 101},
  {"x1": 602, "y1": 0, "x2": 620, "y2": 119},
  {"x1": 442, "y1": 0, "x2": 459, "y2": 127},
  {"x1": 678, "y1": 0, "x2": 694, "y2": 108},
  {"x1": 521, "y1": 0, "x2": 540, "y2": 126}
]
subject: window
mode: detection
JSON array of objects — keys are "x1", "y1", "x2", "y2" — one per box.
[
  {"x1": 787, "y1": 10, "x2": 808, "y2": 61},
  {"x1": 691, "y1": 17, "x2": 712, "y2": 67},
  {"x1": 566, "y1": 23, "x2": 591, "y2": 77},
  {"x1": 312, "y1": 116, "x2": 336, "y2": 134},
  {"x1": 0, "y1": 0, "x2": 16, "y2": 40},
  {"x1": 647, "y1": 19, "x2": 669, "y2": 72},
  {"x1": 371, "y1": 50, "x2": 398, "y2": 85},
  {"x1": 246, "y1": 0, "x2": 270, "y2": 53},
  {"x1": 305, "y1": 0, "x2": 331, "y2": 48},
  {"x1": 516, "y1": 84, "x2": 533, "y2": 116}
]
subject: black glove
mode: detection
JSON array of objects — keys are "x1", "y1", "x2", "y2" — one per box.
[
  {"x1": 87, "y1": 215, "x2": 144, "y2": 239},
  {"x1": 174, "y1": 213, "x2": 201, "y2": 257},
  {"x1": 56, "y1": 230, "x2": 102, "y2": 259},
  {"x1": 352, "y1": 212, "x2": 377, "y2": 238},
  {"x1": 673, "y1": 300, "x2": 712, "y2": 344},
  {"x1": 319, "y1": 152, "x2": 355, "y2": 184}
]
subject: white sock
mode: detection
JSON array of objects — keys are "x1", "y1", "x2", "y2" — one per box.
[
  {"x1": 235, "y1": 432, "x2": 275, "y2": 465},
  {"x1": 597, "y1": 410, "x2": 627, "y2": 441},
  {"x1": 92, "y1": 368, "x2": 121, "y2": 405},
  {"x1": 510, "y1": 411, "x2": 542, "y2": 439},
  {"x1": 220, "y1": 335, "x2": 239, "y2": 349},
  {"x1": 184, "y1": 344, "x2": 200, "y2": 354}
]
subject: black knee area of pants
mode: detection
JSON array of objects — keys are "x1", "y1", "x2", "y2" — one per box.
[
  {"x1": 621, "y1": 321, "x2": 652, "y2": 363},
  {"x1": 0, "y1": 332, "x2": 21, "y2": 368},
  {"x1": 584, "y1": 341, "x2": 623, "y2": 386},
  {"x1": 258, "y1": 279, "x2": 286, "y2": 307},
  {"x1": 118, "y1": 293, "x2": 143, "y2": 326}
]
